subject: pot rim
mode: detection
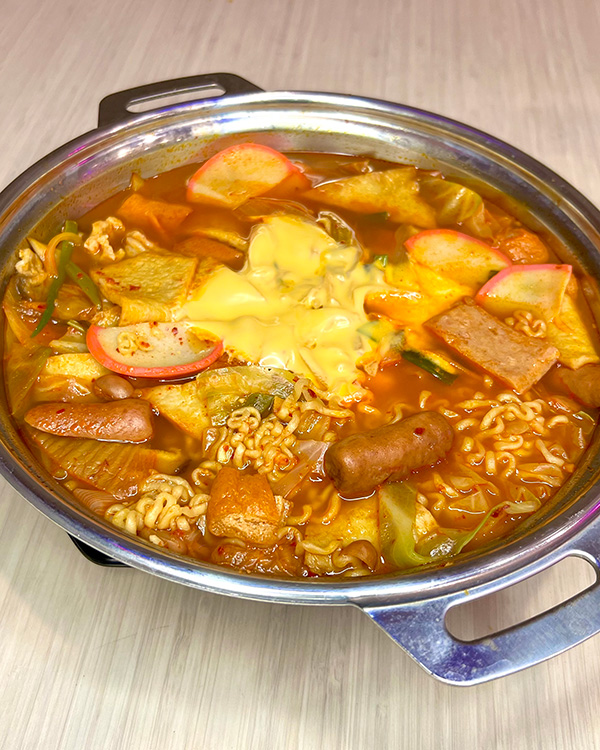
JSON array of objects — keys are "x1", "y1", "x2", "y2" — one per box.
[{"x1": 1, "y1": 86, "x2": 600, "y2": 606}]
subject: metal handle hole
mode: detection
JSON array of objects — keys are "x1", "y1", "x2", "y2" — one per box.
[
  {"x1": 445, "y1": 555, "x2": 597, "y2": 642},
  {"x1": 126, "y1": 84, "x2": 227, "y2": 114}
]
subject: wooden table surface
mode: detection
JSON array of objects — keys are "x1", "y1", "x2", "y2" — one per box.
[{"x1": 2, "y1": 0, "x2": 600, "y2": 747}]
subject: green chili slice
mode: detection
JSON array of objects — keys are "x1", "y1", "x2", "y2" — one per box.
[
  {"x1": 242, "y1": 392, "x2": 275, "y2": 417},
  {"x1": 31, "y1": 220, "x2": 78, "y2": 337},
  {"x1": 66, "y1": 261, "x2": 101, "y2": 307}
]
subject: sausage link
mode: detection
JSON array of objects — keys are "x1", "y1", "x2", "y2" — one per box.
[
  {"x1": 24, "y1": 399, "x2": 154, "y2": 443},
  {"x1": 324, "y1": 411, "x2": 453, "y2": 498},
  {"x1": 93, "y1": 374, "x2": 134, "y2": 401}
]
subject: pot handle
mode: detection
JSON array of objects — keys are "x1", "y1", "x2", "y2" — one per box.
[
  {"x1": 69, "y1": 535, "x2": 127, "y2": 567},
  {"x1": 98, "y1": 73, "x2": 263, "y2": 127},
  {"x1": 360, "y1": 530, "x2": 600, "y2": 685}
]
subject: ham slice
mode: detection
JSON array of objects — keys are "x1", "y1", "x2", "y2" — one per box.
[{"x1": 425, "y1": 299, "x2": 559, "y2": 393}]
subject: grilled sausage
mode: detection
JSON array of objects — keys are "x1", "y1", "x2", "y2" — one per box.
[
  {"x1": 561, "y1": 365, "x2": 600, "y2": 407},
  {"x1": 324, "y1": 411, "x2": 453, "y2": 498},
  {"x1": 24, "y1": 399, "x2": 154, "y2": 443}
]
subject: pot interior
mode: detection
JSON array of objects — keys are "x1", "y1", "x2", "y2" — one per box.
[{"x1": 1, "y1": 90, "x2": 600, "y2": 604}]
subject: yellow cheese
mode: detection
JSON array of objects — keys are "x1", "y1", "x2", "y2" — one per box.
[
  {"x1": 185, "y1": 266, "x2": 269, "y2": 320},
  {"x1": 180, "y1": 214, "x2": 392, "y2": 398}
]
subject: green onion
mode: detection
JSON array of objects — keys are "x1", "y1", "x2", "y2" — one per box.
[
  {"x1": 362, "y1": 211, "x2": 389, "y2": 225},
  {"x1": 242, "y1": 392, "x2": 275, "y2": 417},
  {"x1": 66, "y1": 261, "x2": 101, "y2": 307},
  {"x1": 401, "y1": 350, "x2": 457, "y2": 385},
  {"x1": 357, "y1": 318, "x2": 396, "y2": 343},
  {"x1": 31, "y1": 220, "x2": 78, "y2": 337},
  {"x1": 66, "y1": 319, "x2": 86, "y2": 333}
]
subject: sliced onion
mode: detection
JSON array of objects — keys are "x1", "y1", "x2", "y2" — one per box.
[
  {"x1": 73, "y1": 487, "x2": 118, "y2": 514},
  {"x1": 271, "y1": 440, "x2": 329, "y2": 498}
]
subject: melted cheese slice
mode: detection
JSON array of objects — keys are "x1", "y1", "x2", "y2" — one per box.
[{"x1": 182, "y1": 214, "x2": 388, "y2": 398}]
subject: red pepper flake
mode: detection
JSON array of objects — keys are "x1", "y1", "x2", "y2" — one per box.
[
  {"x1": 414, "y1": 427, "x2": 425, "y2": 435},
  {"x1": 56, "y1": 408, "x2": 65, "y2": 414},
  {"x1": 171, "y1": 327, "x2": 178, "y2": 334},
  {"x1": 128, "y1": 284, "x2": 141, "y2": 291}
]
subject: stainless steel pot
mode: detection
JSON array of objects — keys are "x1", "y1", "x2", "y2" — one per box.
[{"x1": 2, "y1": 73, "x2": 600, "y2": 686}]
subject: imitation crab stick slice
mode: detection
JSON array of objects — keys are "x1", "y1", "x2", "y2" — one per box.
[
  {"x1": 87, "y1": 321, "x2": 223, "y2": 378},
  {"x1": 475, "y1": 263, "x2": 572, "y2": 321},
  {"x1": 405, "y1": 229, "x2": 511, "y2": 290},
  {"x1": 186, "y1": 143, "x2": 301, "y2": 209}
]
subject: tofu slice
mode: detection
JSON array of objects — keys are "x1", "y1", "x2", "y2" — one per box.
[
  {"x1": 206, "y1": 467, "x2": 286, "y2": 545},
  {"x1": 425, "y1": 299, "x2": 559, "y2": 393}
]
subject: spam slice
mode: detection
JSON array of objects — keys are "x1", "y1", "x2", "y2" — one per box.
[{"x1": 425, "y1": 298, "x2": 559, "y2": 393}]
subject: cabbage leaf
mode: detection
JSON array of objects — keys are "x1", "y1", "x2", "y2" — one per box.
[
  {"x1": 378, "y1": 481, "x2": 542, "y2": 569},
  {"x1": 419, "y1": 176, "x2": 483, "y2": 226},
  {"x1": 143, "y1": 365, "x2": 296, "y2": 440}
]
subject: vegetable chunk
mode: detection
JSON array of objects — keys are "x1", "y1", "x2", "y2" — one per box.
[
  {"x1": 426, "y1": 298, "x2": 559, "y2": 393},
  {"x1": 28, "y1": 429, "x2": 183, "y2": 498},
  {"x1": 143, "y1": 365, "x2": 294, "y2": 440},
  {"x1": 4, "y1": 326, "x2": 50, "y2": 416},
  {"x1": 545, "y1": 293, "x2": 600, "y2": 369},
  {"x1": 303, "y1": 167, "x2": 437, "y2": 227},
  {"x1": 35, "y1": 353, "x2": 110, "y2": 403},
  {"x1": 42, "y1": 352, "x2": 109, "y2": 381}
]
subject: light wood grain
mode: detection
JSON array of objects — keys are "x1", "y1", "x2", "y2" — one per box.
[{"x1": 2, "y1": 0, "x2": 600, "y2": 747}]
